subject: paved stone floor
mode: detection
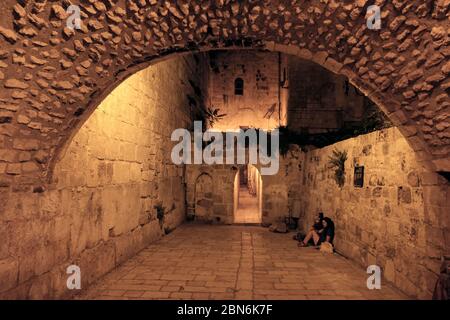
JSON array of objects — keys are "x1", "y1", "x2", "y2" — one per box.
[
  {"x1": 79, "y1": 224, "x2": 408, "y2": 300},
  {"x1": 234, "y1": 187, "x2": 260, "y2": 224}
]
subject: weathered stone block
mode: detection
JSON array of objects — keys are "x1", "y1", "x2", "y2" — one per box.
[
  {"x1": 0, "y1": 149, "x2": 17, "y2": 162},
  {"x1": 22, "y1": 161, "x2": 39, "y2": 173},
  {"x1": 383, "y1": 259, "x2": 396, "y2": 283},
  {"x1": 12, "y1": 139, "x2": 39, "y2": 151},
  {"x1": 6, "y1": 163, "x2": 21, "y2": 175},
  {"x1": 114, "y1": 229, "x2": 143, "y2": 265},
  {"x1": 0, "y1": 257, "x2": 18, "y2": 292},
  {"x1": 79, "y1": 241, "x2": 115, "y2": 287}
]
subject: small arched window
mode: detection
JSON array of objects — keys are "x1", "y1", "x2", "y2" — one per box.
[{"x1": 235, "y1": 78, "x2": 244, "y2": 96}]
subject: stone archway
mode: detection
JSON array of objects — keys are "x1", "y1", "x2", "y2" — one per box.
[
  {"x1": 0, "y1": 0, "x2": 449, "y2": 300},
  {"x1": 0, "y1": 0, "x2": 448, "y2": 193},
  {"x1": 234, "y1": 164, "x2": 263, "y2": 224},
  {"x1": 194, "y1": 173, "x2": 214, "y2": 221}
]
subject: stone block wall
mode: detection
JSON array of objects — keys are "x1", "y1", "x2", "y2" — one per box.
[
  {"x1": 184, "y1": 127, "x2": 448, "y2": 299},
  {"x1": 297, "y1": 127, "x2": 449, "y2": 299},
  {"x1": 186, "y1": 164, "x2": 238, "y2": 224},
  {"x1": 185, "y1": 146, "x2": 303, "y2": 225},
  {"x1": 260, "y1": 147, "x2": 303, "y2": 224},
  {"x1": 0, "y1": 55, "x2": 207, "y2": 299},
  {"x1": 207, "y1": 50, "x2": 288, "y2": 131},
  {"x1": 288, "y1": 58, "x2": 374, "y2": 134},
  {"x1": 0, "y1": 0, "x2": 448, "y2": 192}
]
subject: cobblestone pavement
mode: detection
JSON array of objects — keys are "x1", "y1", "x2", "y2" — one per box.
[{"x1": 79, "y1": 224, "x2": 408, "y2": 300}]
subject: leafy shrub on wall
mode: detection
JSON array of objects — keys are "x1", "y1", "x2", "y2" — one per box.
[{"x1": 328, "y1": 149, "x2": 348, "y2": 188}]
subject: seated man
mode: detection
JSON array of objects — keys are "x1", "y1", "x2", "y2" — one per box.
[
  {"x1": 311, "y1": 212, "x2": 324, "y2": 233},
  {"x1": 298, "y1": 217, "x2": 334, "y2": 247},
  {"x1": 293, "y1": 212, "x2": 324, "y2": 241}
]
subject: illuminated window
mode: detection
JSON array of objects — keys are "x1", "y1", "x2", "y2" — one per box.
[{"x1": 235, "y1": 78, "x2": 244, "y2": 96}]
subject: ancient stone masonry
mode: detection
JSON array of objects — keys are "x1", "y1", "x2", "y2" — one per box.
[
  {"x1": 296, "y1": 127, "x2": 450, "y2": 299},
  {"x1": 186, "y1": 164, "x2": 237, "y2": 224},
  {"x1": 0, "y1": 0, "x2": 449, "y2": 300},
  {"x1": 185, "y1": 126, "x2": 449, "y2": 299},
  {"x1": 0, "y1": 54, "x2": 208, "y2": 299},
  {"x1": 207, "y1": 50, "x2": 288, "y2": 131},
  {"x1": 0, "y1": 0, "x2": 448, "y2": 192},
  {"x1": 287, "y1": 58, "x2": 370, "y2": 134}
]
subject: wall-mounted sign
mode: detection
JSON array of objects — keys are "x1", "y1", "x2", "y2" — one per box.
[{"x1": 354, "y1": 166, "x2": 364, "y2": 188}]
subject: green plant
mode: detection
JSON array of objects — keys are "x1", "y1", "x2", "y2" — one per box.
[
  {"x1": 328, "y1": 149, "x2": 348, "y2": 188},
  {"x1": 204, "y1": 106, "x2": 226, "y2": 127},
  {"x1": 275, "y1": 113, "x2": 392, "y2": 153}
]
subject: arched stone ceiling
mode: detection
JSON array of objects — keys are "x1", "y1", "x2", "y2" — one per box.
[{"x1": 0, "y1": 0, "x2": 448, "y2": 191}]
